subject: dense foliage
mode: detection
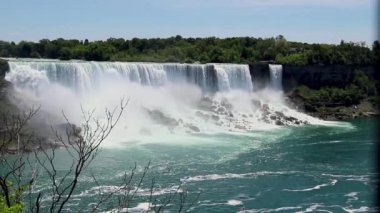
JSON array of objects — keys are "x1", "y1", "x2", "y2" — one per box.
[
  {"x1": 295, "y1": 70, "x2": 378, "y2": 109},
  {"x1": 0, "y1": 198, "x2": 23, "y2": 213},
  {"x1": 0, "y1": 36, "x2": 377, "y2": 65},
  {"x1": 0, "y1": 181, "x2": 24, "y2": 213}
]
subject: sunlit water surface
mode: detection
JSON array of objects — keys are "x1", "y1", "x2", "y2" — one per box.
[{"x1": 31, "y1": 118, "x2": 379, "y2": 212}]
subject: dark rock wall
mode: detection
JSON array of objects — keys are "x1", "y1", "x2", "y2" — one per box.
[
  {"x1": 249, "y1": 63, "x2": 378, "y2": 92},
  {"x1": 249, "y1": 63, "x2": 270, "y2": 91},
  {"x1": 0, "y1": 59, "x2": 9, "y2": 79}
]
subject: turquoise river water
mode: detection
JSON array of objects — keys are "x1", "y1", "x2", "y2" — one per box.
[{"x1": 31, "y1": 117, "x2": 379, "y2": 212}]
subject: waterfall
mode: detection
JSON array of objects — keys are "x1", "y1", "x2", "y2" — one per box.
[
  {"x1": 6, "y1": 59, "x2": 253, "y2": 94},
  {"x1": 214, "y1": 64, "x2": 253, "y2": 92},
  {"x1": 269, "y1": 64, "x2": 283, "y2": 91},
  {"x1": 4, "y1": 58, "x2": 337, "y2": 146}
]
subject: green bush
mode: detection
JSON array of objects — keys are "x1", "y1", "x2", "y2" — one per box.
[
  {"x1": 295, "y1": 70, "x2": 377, "y2": 107},
  {"x1": 0, "y1": 197, "x2": 23, "y2": 213},
  {"x1": 275, "y1": 53, "x2": 307, "y2": 65}
]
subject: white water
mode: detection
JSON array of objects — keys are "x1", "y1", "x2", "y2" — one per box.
[
  {"x1": 6, "y1": 59, "x2": 252, "y2": 94},
  {"x1": 4, "y1": 59, "x2": 351, "y2": 147},
  {"x1": 269, "y1": 64, "x2": 283, "y2": 91}
]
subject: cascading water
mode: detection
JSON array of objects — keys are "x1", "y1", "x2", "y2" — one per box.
[
  {"x1": 269, "y1": 64, "x2": 283, "y2": 91},
  {"x1": 214, "y1": 64, "x2": 253, "y2": 92},
  {"x1": 4, "y1": 59, "x2": 345, "y2": 147},
  {"x1": 6, "y1": 60, "x2": 253, "y2": 94}
]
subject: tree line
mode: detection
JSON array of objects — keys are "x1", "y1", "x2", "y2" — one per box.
[{"x1": 0, "y1": 35, "x2": 378, "y2": 65}]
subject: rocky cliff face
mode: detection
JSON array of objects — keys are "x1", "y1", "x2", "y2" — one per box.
[
  {"x1": 0, "y1": 59, "x2": 12, "y2": 113},
  {"x1": 282, "y1": 64, "x2": 377, "y2": 92},
  {"x1": 0, "y1": 59, "x2": 9, "y2": 79},
  {"x1": 249, "y1": 63, "x2": 378, "y2": 92},
  {"x1": 249, "y1": 63, "x2": 270, "y2": 91}
]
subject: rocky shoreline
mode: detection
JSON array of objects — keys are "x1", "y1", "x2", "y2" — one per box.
[{"x1": 286, "y1": 91, "x2": 380, "y2": 121}]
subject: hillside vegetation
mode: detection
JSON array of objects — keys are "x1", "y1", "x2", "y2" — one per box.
[{"x1": 0, "y1": 36, "x2": 378, "y2": 65}]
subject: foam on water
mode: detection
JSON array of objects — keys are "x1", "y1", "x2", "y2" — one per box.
[
  {"x1": 283, "y1": 179, "x2": 338, "y2": 192},
  {"x1": 180, "y1": 171, "x2": 300, "y2": 183},
  {"x1": 227, "y1": 199, "x2": 243, "y2": 206},
  {"x1": 105, "y1": 202, "x2": 151, "y2": 213}
]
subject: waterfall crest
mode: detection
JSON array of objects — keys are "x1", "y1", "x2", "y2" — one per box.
[
  {"x1": 6, "y1": 60, "x2": 253, "y2": 94},
  {"x1": 3, "y1": 59, "x2": 345, "y2": 146}
]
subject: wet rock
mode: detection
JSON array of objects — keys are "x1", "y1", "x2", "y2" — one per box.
[
  {"x1": 262, "y1": 104, "x2": 269, "y2": 111},
  {"x1": 275, "y1": 111, "x2": 285, "y2": 118},
  {"x1": 251, "y1": 100, "x2": 261, "y2": 109},
  {"x1": 55, "y1": 123, "x2": 82, "y2": 137},
  {"x1": 260, "y1": 116, "x2": 270, "y2": 124},
  {"x1": 211, "y1": 105, "x2": 218, "y2": 112},
  {"x1": 211, "y1": 114, "x2": 220, "y2": 121},
  {"x1": 199, "y1": 97, "x2": 214, "y2": 111},
  {"x1": 270, "y1": 115, "x2": 277, "y2": 120},
  {"x1": 275, "y1": 120, "x2": 284, "y2": 126},
  {"x1": 148, "y1": 110, "x2": 179, "y2": 127},
  {"x1": 221, "y1": 98, "x2": 233, "y2": 110},
  {"x1": 235, "y1": 124, "x2": 246, "y2": 130},
  {"x1": 261, "y1": 104, "x2": 270, "y2": 116},
  {"x1": 228, "y1": 112, "x2": 234, "y2": 117},
  {"x1": 285, "y1": 116, "x2": 297, "y2": 122},
  {"x1": 217, "y1": 107, "x2": 226, "y2": 114},
  {"x1": 188, "y1": 125, "x2": 200, "y2": 132},
  {"x1": 195, "y1": 111, "x2": 209, "y2": 121}
]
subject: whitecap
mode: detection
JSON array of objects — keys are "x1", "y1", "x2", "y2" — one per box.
[
  {"x1": 283, "y1": 179, "x2": 337, "y2": 192},
  {"x1": 227, "y1": 199, "x2": 243, "y2": 206},
  {"x1": 180, "y1": 171, "x2": 300, "y2": 183},
  {"x1": 105, "y1": 202, "x2": 151, "y2": 213}
]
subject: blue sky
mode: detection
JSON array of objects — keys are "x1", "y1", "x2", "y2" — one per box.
[{"x1": 0, "y1": 0, "x2": 377, "y2": 45}]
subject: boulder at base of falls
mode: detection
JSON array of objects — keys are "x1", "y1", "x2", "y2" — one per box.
[
  {"x1": 270, "y1": 115, "x2": 277, "y2": 120},
  {"x1": 275, "y1": 111, "x2": 285, "y2": 118},
  {"x1": 235, "y1": 124, "x2": 246, "y2": 130},
  {"x1": 217, "y1": 107, "x2": 226, "y2": 115},
  {"x1": 261, "y1": 104, "x2": 270, "y2": 115},
  {"x1": 198, "y1": 97, "x2": 214, "y2": 111},
  {"x1": 221, "y1": 98, "x2": 233, "y2": 110},
  {"x1": 284, "y1": 116, "x2": 297, "y2": 122},
  {"x1": 148, "y1": 110, "x2": 179, "y2": 127},
  {"x1": 228, "y1": 112, "x2": 234, "y2": 117},
  {"x1": 262, "y1": 104, "x2": 269, "y2": 111},
  {"x1": 275, "y1": 120, "x2": 284, "y2": 126},
  {"x1": 195, "y1": 111, "x2": 210, "y2": 121},
  {"x1": 187, "y1": 124, "x2": 200, "y2": 132},
  {"x1": 211, "y1": 114, "x2": 220, "y2": 121},
  {"x1": 251, "y1": 99, "x2": 261, "y2": 109}
]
